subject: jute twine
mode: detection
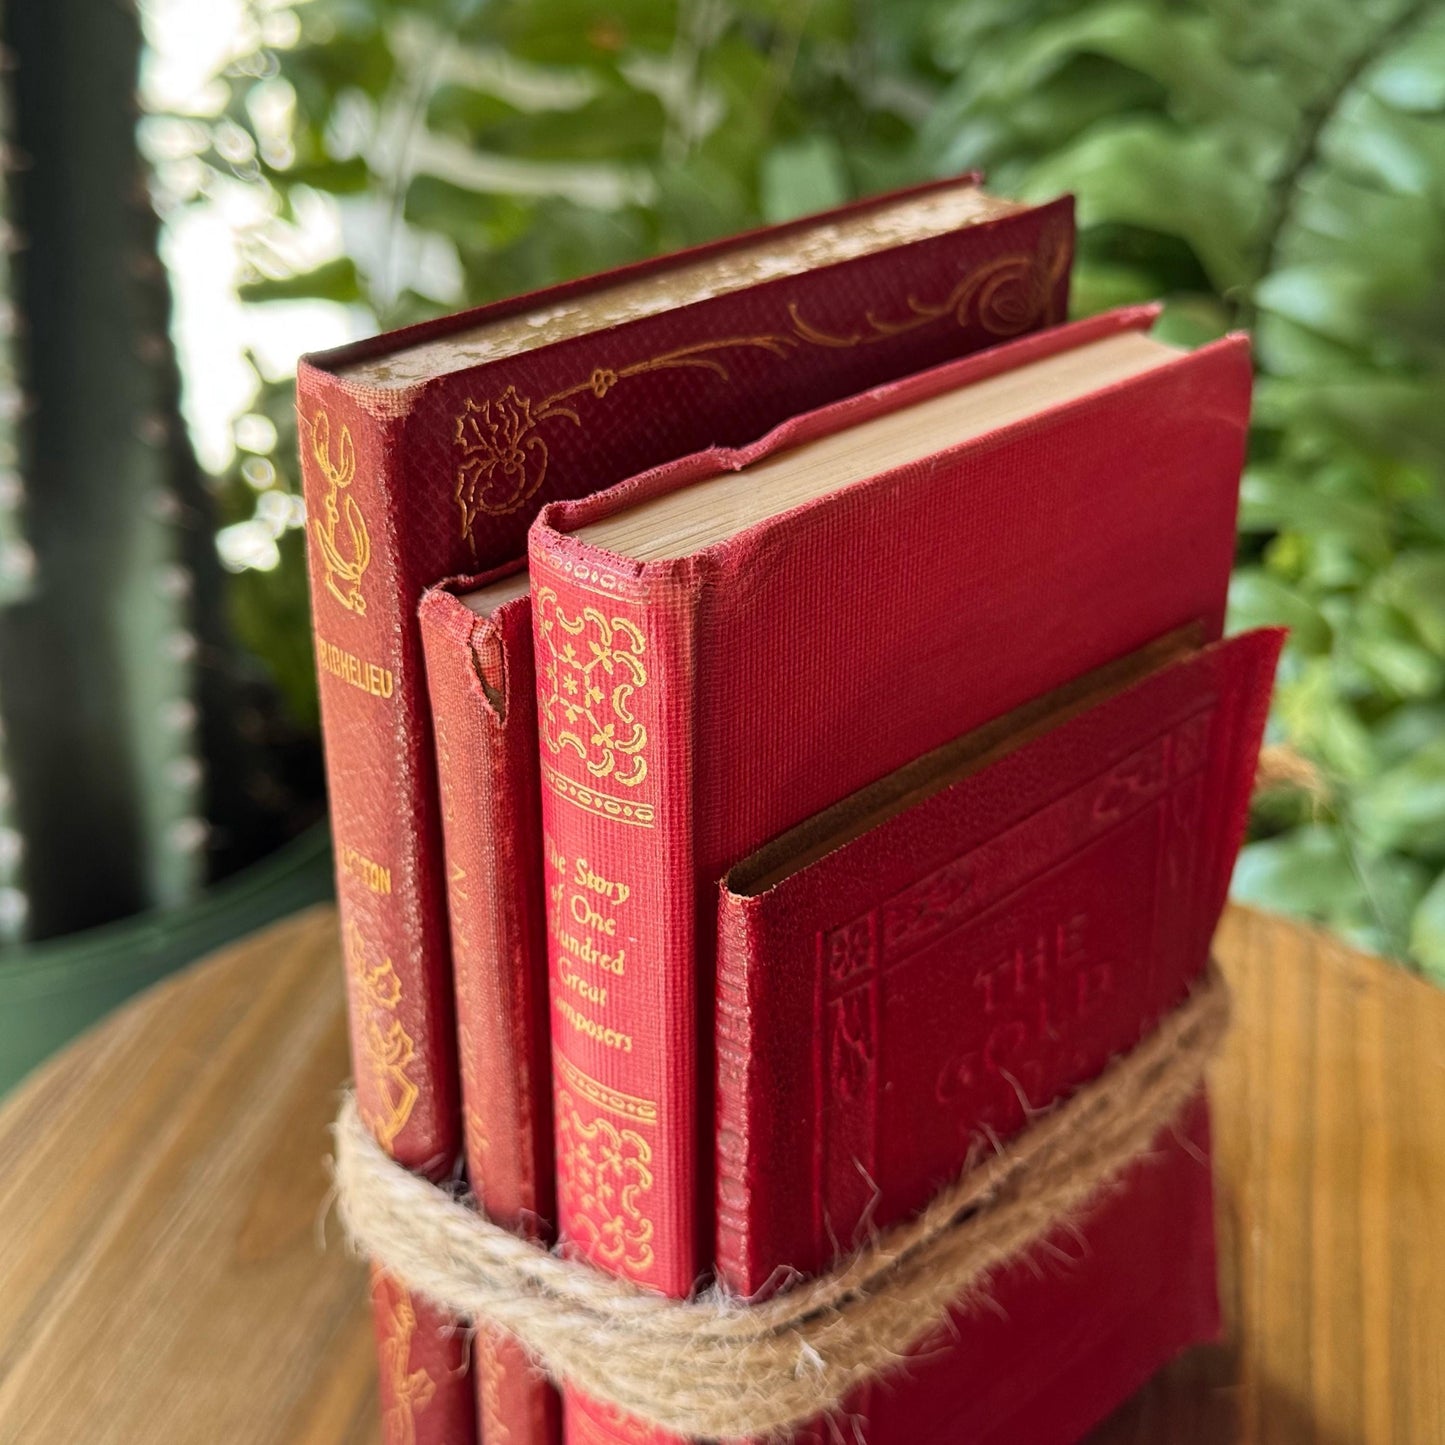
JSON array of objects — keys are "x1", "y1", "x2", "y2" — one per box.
[
  {"x1": 332, "y1": 959, "x2": 1230, "y2": 1440},
  {"x1": 1253, "y1": 742, "x2": 1328, "y2": 802}
]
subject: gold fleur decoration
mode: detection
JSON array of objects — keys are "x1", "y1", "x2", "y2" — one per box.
[{"x1": 535, "y1": 586, "x2": 647, "y2": 788}]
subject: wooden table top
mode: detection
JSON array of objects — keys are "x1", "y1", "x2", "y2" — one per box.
[{"x1": 0, "y1": 903, "x2": 1441, "y2": 1444}]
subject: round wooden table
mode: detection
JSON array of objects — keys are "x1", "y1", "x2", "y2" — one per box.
[{"x1": 0, "y1": 904, "x2": 1441, "y2": 1443}]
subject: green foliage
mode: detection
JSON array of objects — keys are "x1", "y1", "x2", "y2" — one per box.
[
  {"x1": 925, "y1": 0, "x2": 1445, "y2": 972},
  {"x1": 192, "y1": 0, "x2": 1445, "y2": 973}
]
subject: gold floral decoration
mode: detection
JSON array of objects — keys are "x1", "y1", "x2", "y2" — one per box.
[
  {"x1": 454, "y1": 387, "x2": 582, "y2": 530},
  {"x1": 346, "y1": 922, "x2": 421, "y2": 1150},
  {"x1": 535, "y1": 586, "x2": 647, "y2": 788},
  {"x1": 452, "y1": 335, "x2": 795, "y2": 549},
  {"x1": 556, "y1": 1089, "x2": 655, "y2": 1276}
]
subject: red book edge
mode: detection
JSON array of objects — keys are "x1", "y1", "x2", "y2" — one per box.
[{"x1": 420, "y1": 566, "x2": 560, "y2": 1445}]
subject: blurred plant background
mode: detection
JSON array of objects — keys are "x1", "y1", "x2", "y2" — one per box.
[{"x1": 2, "y1": 0, "x2": 1443, "y2": 1087}]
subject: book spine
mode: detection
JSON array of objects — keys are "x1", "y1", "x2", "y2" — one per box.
[
  {"x1": 296, "y1": 380, "x2": 474, "y2": 1445},
  {"x1": 419, "y1": 581, "x2": 561, "y2": 1445},
  {"x1": 529, "y1": 539, "x2": 701, "y2": 1445},
  {"x1": 714, "y1": 895, "x2": 767, "y2": 1297}
]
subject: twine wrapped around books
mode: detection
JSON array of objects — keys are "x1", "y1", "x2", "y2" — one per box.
[{"x1": 332, "y1": 958, "x2": 1230, "y2": 1441}]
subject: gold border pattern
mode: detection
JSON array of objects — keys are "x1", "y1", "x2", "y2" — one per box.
[
  {"x1": 539, "y1": 761, "x2": 655, "y2": 829},
  {"x1": 555, "y1": 1053, "x2": 659, "y2": 1125}
]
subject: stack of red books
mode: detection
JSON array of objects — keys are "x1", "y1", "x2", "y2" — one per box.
[{"x1": 298, "y1": 174, "x2": 1277, "y2": 1445}]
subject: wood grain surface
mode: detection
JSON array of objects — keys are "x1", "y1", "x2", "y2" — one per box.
[{"x1": 0, "y1": 903, "x2": 1440, "y2": 1444}]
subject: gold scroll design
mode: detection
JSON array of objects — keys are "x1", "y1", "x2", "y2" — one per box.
[
  {"x1": 452, "y1": 220, "x2": 1069, "y2": 543},
  {"x1": 309, "y1": 409, "x2": 371, "y2": 616},
  {"x1": 454, "y1": 334, "x2": 794, "y2": 530},
  {"x1": 788, "y1": 211, "x2": 1072, "y2": 348},
  {"x1": 535, "y1": 585, "x2": 647, "y2": 789},
  {"x1": 346, "y1": 922, "x2": 420, "y2": 1150},
  {"x1": 378, "y1": 1276, "x2": 436, "y2": 1445},
  {"x1": 556, "y1": 1087, "x2": 655, "y2": 1277}
]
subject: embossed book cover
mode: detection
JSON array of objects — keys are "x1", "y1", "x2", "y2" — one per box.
[
  {"x1": 715, "y1": 627, "x2": 1283, "y2": 1443},
  {"x1": 297, "y1": 174, "x2": 1073, "y2": 1444},
  {"x1": 530, "y1": 305, "x2": 1251, "y2": 1444}
]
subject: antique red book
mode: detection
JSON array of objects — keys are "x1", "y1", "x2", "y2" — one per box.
[
  {"x1": 298, "y1": 174, "x2": 1073, "y2": 1444},
  {"x1": 529, "y1": 306, "x2": 1251, "y2": 1444},
  {"x1": 418, "y1": 566, "x2": 560, "y2": 1445},
  {"x1": 715, "y1": 627, "x2": 1283, "y2": 1442}
]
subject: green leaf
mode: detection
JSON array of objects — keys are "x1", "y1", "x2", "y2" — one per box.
[
  {"x1": 238, "y1": 257, "x2": 362, "y2": 304},
  {"x1": 1350, "y1": 633, "x2": 1443, "y2": 701},
  {"x1": 1020, "y1": 118, "x2": 1261, "y2": 290},
  {"x1": 980, "y1": 2, "x2": 1286, "y2": 133},
  {"x1": 1373, "y1": 550, "x2": 1445, "y2": 654},
  {"x1": 266, "y1": 156, "x2": 372, "y2": 194},
  {"x1": 1410, "y1": 871, "x2": 1445, "y2": 982},
  {"x1": 759, "y1": 136, "x2": 849, "y2": 223},
  {"x1": 1353, "y1": 737, "x2": 1445, "y2": 855},
  {"x1": 1232, "y1": 826, "x2": 1361, "y2": 916},
  {"x1": 1370, "y1": 18, "x2": 1445, "y2": 115},
  {"x1": 1273, "y1": 658, "x2": 1379, "y2": 781},
  {"x1": 1229, "y1": 568, "x2": 1332, "y2": 652},
  {"x1": 1254, "y1": 263, "x2": 1396, "y2": 350}
]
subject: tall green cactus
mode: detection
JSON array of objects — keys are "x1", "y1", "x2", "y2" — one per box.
[
  {"x1": 0, "y1": 0, "x2": 291, "y2": 942},
  {"x1": 0, "y1": 29, "x2": 29, "y2": 947}
]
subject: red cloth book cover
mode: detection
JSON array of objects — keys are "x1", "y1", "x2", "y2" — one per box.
[
  {"x1": 529, "y1": 306, "x2": 1251, "y2": 1445},
  {"x1": 297, "y1": 175, "x2": 1073, "y2": 1442},
  {"x1": 419, "y1": 569, "x2": 560, "y2": 1445},
  {"x1": 715, "y1": 628, "x2": 1283, "y2": 1443}
]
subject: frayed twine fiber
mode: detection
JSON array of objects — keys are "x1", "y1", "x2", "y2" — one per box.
[
  {"x1": 332, "y1": 960, "x2": 1230, "y2": 1441},
  {"x1": 1253, "y1": 743, "x2": 1328, "y2": 802}
]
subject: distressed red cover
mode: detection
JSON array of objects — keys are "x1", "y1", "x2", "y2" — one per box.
[
  {"x1": 529, "y1": 307, "x2": 1251, "y2": 1445},
  {"x1": 419, "y1": 570, "x2": 560, "y2": 1445},
  {"x1": 297, "y1": 175, "x2": 1073, "y2": 1443},
  {"x1": 715, "y1": 629, "x2": 1283, "y2": 1443}
]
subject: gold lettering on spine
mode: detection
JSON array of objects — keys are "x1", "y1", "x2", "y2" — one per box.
[
  {"x1": 339, "y1": 842, "x2": 392, "y2": 896},
  {"x1": 478, "y1": 1340, "x2": 509, "y2": 1444},
  {"x1": 555, "y1": 997, "x2": 633, "y2": 1052},
  {"x1": 546, "y1": 838, "x2": 657, "y2": 1276},
  {"x1": 316, "y1": 633, "x2": 395, "y2": 699},
  {"x1": 546, "y1": 839, "x2": 635, "y2": 1050},
  {"x1": 308, "y1": 410, "x2": 371, "y2": 616}
]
